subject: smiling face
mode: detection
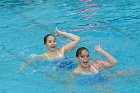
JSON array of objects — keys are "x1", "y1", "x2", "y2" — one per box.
[
  {"x1": 45, "y1": 35, "x2": 57, "y2": 51},
  {"x1": 77, "y1": 49, "x2": 90, "y2": 67}
]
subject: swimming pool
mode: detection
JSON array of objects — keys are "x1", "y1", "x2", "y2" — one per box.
[{"x1": 0, "y1": 0, "x2": 140, "y2": 93}]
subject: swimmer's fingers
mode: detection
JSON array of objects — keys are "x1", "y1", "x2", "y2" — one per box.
[
  {"x1": 54, "y1": 27, "x2": 61, "y2": 36},
  {"x1": 19, "y1": 63, "x2": 26, "y2": 72},
  {"x1": 55, "y1": 27, "x2": 58, "y2": 31},
  {"x1": 94, "y1": 45, "x2": 101, "y2": 52},
  {"x1": 54, "y1": 27, "x2": 58, "y2": 36}
]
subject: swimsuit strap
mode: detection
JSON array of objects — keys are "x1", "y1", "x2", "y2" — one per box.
[
  {"x1": 56, "y1": 51, "x2": 63, "y2": 58},
  {"x1": 45, "y1": 51, "x2": 63, "y2": 60},
  {"x1": 90, "y1": 65, "x2": 99, "y2": 74},
  {"x1": 79, "y1": 65, "x2": 99, "y2": 75}
]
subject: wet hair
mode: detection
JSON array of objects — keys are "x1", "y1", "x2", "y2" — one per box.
[
  {"x1": 76, "y1": 47, "x2": 89, "y2": 57},
  {"x1": 44, "y1": 34, "x2": 56, "y2": 44}
]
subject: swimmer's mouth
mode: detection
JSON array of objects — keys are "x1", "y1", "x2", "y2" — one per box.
[
  {"x1": 83, "y1": 61, "x2": 88, "y2": 65},
  {"x1": 51, "y1": 46, "x2": 56, "y2": 48}
]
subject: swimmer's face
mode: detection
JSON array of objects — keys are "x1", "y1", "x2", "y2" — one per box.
[
  {"x1": 77, "y1": 49, "x2": 90, "y2": 67},
  {"x1": 46, "y1": 35, "x2": 57, "y2": 51}
]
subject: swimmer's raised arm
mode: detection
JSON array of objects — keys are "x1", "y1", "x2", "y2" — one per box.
[
  {"x1": 94, "y1": 45, "x2": 117, "y2": 68},
  {"x1": 55, "y1": 28, "x2": 80, "y2": 54}
]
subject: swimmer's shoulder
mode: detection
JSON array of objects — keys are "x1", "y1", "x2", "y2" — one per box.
[
  {"x1": 40, "y1": 53, "x2": 48, "y2": 58},
  {"x1": 73, "y1": 67, "x2": 81, "y2": 74},
  {"x1": 92, "y1": 60, "x2": 105, "y2": 70}
]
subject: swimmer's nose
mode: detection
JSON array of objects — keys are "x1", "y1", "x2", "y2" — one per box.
[
  {"x1": 52, "y1": 42, "x2": 56, "y2": 45},
  {"x1": 81, "y1": 56, "x2": 89, "y2": 61},
  {"x1": 84, "y1": 58, "x2": 89, "y2": 61}
]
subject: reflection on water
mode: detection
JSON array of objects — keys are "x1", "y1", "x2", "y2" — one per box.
[{"x1": 0, "y1": 0, "x2": 140, "y2": 93}]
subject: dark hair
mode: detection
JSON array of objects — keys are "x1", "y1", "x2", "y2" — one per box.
[
  {"x1": 76, "y1": 47, "x2": 89, "y2": 57},
  {"x1": 44, "y1": 34, "x2": 56, "y2": 44}
]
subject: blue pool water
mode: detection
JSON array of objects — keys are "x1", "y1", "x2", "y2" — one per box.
[{"x1": 0, "y1": 0, "x2": 140, "y2": 93}]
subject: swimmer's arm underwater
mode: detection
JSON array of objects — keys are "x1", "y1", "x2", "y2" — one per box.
[
  {"x1": 19, "y1": 58, "x2": 33, "y2": 71},
  {"x1": 94, "y1": 45, "x2": 117, "y2": 68},
  {"x1": 55, "y1": 28, "x2": 80, "y2": 54},
  {"x1": 19, "y1": 54, "x2": 41, "y2": 71}
]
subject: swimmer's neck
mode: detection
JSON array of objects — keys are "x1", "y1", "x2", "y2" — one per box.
[
  {"x1": 47, "y1": 50, "x2": 58, "y2": 56},
  {"x1": 79, "y1": 64, "x2": 91, "y2": 72},
  {"x1": 47, "y1": 50, "x2": 57, "y2": 54}
]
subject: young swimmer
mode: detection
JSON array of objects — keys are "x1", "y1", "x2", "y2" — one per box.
[
  {"x1": 73, "y1": 45, "x2": 117, "y2": 74},
  {"x1": 41, "y1": 28, "x2": 80, "y2": 59},
  {"x1": 19, "y1": 28, "x2": 80, "y2": 71},
  {"x1": 68, "y1": 46, "x2": 117, "y2": 93}
]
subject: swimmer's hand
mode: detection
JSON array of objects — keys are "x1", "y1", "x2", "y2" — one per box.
[
  {"x1": 54, "y1": 27, "x2": 63, "y2": 36},
  {"x1": 19, "y1": 63, "x2": 26, "y2": 72},
  {"x1": 19, "y1": 60, "x2": 31, "y2": 72},
  {"x1": 94, "y1": 45, "x2": 102, "y2": 52},
  {"x1": 19, "y1": 56, "x2": 34, "y2": 72}
]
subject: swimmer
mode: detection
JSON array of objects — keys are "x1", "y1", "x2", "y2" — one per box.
[
  {"x1": 73, "y1": 45, "x2": 117, "y2": 75},
  {"x1": 19, "y1": 28, "x2": 80, "y2": 71}
]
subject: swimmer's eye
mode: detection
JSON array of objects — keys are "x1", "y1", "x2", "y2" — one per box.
[
  {"x1": 80, "y1": 55, "x2": 84, "y2": 58},
  {"x1": 86, "y1": 55, "x2": 89, "y2": 57},
  {"x1": 80, "y1": 55, "x2": 89, "y2": 58},
  {"x1": 53, "y1": 40, "x2": 56, "y2": 42},
  {"x1": 48, "y1": 40, "x2": 52, "y2": 43}
]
